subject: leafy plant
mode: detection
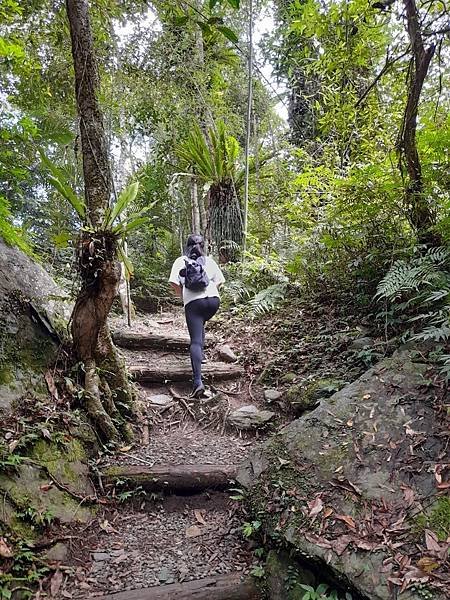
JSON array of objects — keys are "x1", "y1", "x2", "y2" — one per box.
[
  {"x1": 300, "y1": 583, "x2": 352, "y2": 600},
  {"x1": 39, "y1": 151, "x2": 154, "y2": 274},
  {"x1": 242, "y1": 520, "x2": 261, "y2": 538},
  {"x1": 376, "y1": 247, "x2": 450, "y2": 354}
]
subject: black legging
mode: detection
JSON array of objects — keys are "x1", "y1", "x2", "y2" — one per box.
[{"x1": 185, "y1": 297, "x2": 220, "y2": 387}]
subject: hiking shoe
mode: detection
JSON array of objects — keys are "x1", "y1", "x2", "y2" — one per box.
[{"x1": 190, "y1": 384, "x2": 206, "y2": 399}]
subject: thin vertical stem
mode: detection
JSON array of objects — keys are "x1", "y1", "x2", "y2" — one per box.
[{"x1": 243, "y1": 0, "x2": 253, "y2": 258}]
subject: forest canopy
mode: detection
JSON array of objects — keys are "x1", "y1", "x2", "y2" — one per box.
[{"x1": 0, "y1": 0, "x2": 449, "y2": 304}]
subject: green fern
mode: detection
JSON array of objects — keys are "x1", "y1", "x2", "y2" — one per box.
[
  {"x1": 376, "y1": 247, "x2": 450, "y2": 300},
  {"x1": 248, "y1": 283, "x2": 287, "y2": 317}
]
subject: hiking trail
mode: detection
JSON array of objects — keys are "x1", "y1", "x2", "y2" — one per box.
[{"x1": 58, "y1": 310, "x2": 267, "y2": 600}]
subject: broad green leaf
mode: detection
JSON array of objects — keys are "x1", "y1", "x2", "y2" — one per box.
[
  {"x1": 104, "y1": 181, "x2": 139, "y2": 229},
  {"x1": 47, "y1": 175, "x2": 86, "y2": 219},
  {"x1": 117, "y1": 244, "x2": 134, "y2": 277},
  {"x1": 226, "y1": 0, "x2": 240, "y2": 8},
  {"x1": 217, "y1": 25, "x2": 238, "y2": 44},
  {"x1": 209, "y1": 0, "x2": 220, "y2": 9}
]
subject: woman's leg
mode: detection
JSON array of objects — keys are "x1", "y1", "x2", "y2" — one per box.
[{"x1": 185, "y1": 299, "x2": 206, "y2": 389}]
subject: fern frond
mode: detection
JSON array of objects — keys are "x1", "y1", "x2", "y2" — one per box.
[{"x1": 248, "y1": 283, "x2": 287, "y2": 317}]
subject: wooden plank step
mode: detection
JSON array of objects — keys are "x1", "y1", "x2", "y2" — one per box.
[
  {"x1": 102, "y1": 464, "x2": 237, "y2": 492},
  {"x1": 129, "y1": 361, "x2": 244, "y2": 383},
  {"x1": 113, "y1": 330, "x2": 215, "y2": 351},
  {"x1": 97, "y1": 573, "x2": 259, "y2": 599}
]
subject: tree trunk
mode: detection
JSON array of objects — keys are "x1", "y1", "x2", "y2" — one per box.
[
  {"x1": 191, "y1": 176, "x2": 201, "y2": 234},
  {"x1": 103, "y1": 464, "x2": 238, "y2": 492},
  {"x1": 208, "y1": 180, "x2": 243, "y2": 263},
  {"x1": 66, "y1": 0, "x2": 135, "y2": 443},
  {"x1": 399, "y1": 0, "x2": 438, "y2": 246}
]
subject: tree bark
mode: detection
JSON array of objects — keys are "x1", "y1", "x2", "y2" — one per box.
[
  {"x1": 191, "y1": 176, "x2": 201, "y2": 234},
  {"x1": 97, "y1": 573, "x2": 259, "y2": 600},
  {"x1": 129, "y1": 360, "x2": 244, "y2": 384},
  {"x1": 112, "y1": 330, "x2": 215, "y2": 351},
  {"x1": 103, "y1": 464, "x2": 237, "y2": 492},
  {"x1": 399, "y1": 0, "x2": 438, "y2": 246},
  {"x1": 66, "y1": 0, "x2": 135, "y2": 442}
]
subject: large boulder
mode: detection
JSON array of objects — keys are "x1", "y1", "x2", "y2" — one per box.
[
  {"x1": 238, "y1": 348, "x2": 449, "y2": 599},
  {"x1": 0, "y1": 238, "x2": 71, "y2": 412}
]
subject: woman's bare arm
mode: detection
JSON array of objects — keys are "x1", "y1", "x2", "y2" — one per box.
[{"x1": 170, "y1": 282, "x2": 183, "y2": 298}]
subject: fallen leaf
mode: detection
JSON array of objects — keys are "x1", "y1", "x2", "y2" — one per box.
[
  {"x1": 354, "y1": 539, "x2": 380, "y2": 551},
  {"x1": 185, "y1": 525, "x2": 202, "y2": 538},
  {"x1": 333, "y1": 534, "x2": 352, "y2": 556},
  {"x1": 401, "y1": 486, "x2": 415, "y2": 507},
  {"x1": 0, "y1": 538, "x2": 13, "y2": 558},
  {"x1": 308, "y1": 496, "x2": 324, "y2": 518},
  {"x1": 41, "y1": 427, "x2": 52, "y2": 440},
  {"x1": 323, "y1": 507, "x2": 334, "y2": 519},
  {"x1": 118, "y1": 445, "x2": 132, "y2": 453},
  {"x1": 304, "y1": 532, "x2": 332, "y2": 549},
  {"x1": 40, "y1": 483, "x2": 53, "y2": 492},
  {"x1": 417, "y1": 557, "x2": 439, "y2": 573},
  {"x1": 424, "y1": 529, "x2": 441, "y2": 553},
  {"x1": 335, "y1": 514, "x2": 356, "y2": 529},
  {"x1": 50, "y1": 570, "x2": 63, "y2": 597},
  {"x1": 194, "y1": 509, "x2": 207, "y2": 526},
  {"x1": 45, "y1": 370, "x2": 59, "y2": 400}
]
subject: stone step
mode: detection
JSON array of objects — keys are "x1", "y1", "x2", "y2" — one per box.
[
  {"x1": 113, "y1": 330, "x2": 215, "y2": 351},
  {"x1": 129, "y1": 361, "x2": 244, "y2": 384},
  {"x1": 96, "y1": 573, "x2": 259, "y2": 600},
  {"x1": 102, "y1": 464, "x2": 237, "y2": 493}
]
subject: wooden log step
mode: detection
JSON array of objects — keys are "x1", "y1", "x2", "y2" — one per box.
[
  {"x1": 103, "y1": 464, "x2": 237, "y2": 492},
  {"x1": 129, "y1": 361, "x2": 244, "y2": 383},
  {"x1": 97, "y1": 573, "x2": 259, "y2": 600},
  {"x1": 113, "y1": 330, "x2": 215, "y2": 351}
]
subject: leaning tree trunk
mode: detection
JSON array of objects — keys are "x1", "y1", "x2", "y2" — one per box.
[
  {"x1": 208, "y1": 179, "x2": 243, "y2": 263},
  {"x1": 66, "y1": 0, "x2": 135, "y2": 443},
  {"x1": 398, "y1": 0, "x2": 438, "y2": 246}
]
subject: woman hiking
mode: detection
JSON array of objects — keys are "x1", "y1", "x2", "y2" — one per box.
[{"x1": 169, "y1": 234, "x2": 225, "y2": 398}]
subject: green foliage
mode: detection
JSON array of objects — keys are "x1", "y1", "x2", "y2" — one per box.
[
  {"x1": 376, "y1": 247, "x2": 450, "y2": 345},
  {"x1": 176, "y1": 120, "x2": 240, "y2": 184},
  {"x1": 299, "y1": 584, "x2": 352, "y2": 600},
  {"x1": 242, "y1": 520, "x2": 261, "y2": 538},
  {"x1": 0, "y1": 196, "x2": 33, "y2": 255}
]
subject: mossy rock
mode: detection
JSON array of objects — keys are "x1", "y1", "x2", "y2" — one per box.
[
  {"x1": 265, "y1": 550, "x2": 315, "y2": 600},
  {"x1": 284, "y1": 379, "x2": 345, "y2": 414},
  {"x1": 0, "y1": 238, "x2": 72, "y2": 412},
  {"x1": 238, "y1": 347, "x2": 447, "y2": 600}
]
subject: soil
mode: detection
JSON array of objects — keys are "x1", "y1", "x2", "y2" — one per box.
[{"x1": 47, "y1": 301, "x2": 376, "y2": 599}]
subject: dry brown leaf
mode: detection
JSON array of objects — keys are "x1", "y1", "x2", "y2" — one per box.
[
  {"x1": 332, "y1": 535, "x2": 352, "y2": 556},
  {"x1": 185, "y1": 525, "x2": 202, "y2": 538},
  {"x1": 417, "y1": 557, "x2": 440, "y2": 573},
  {"x1": 323, "y1": 507, "x2": 334, "y2": 519},
  {"x1": 118, "y1": 445, "x2": 132, "y2": 453},
  {"x1": 45, "y1": 370, "x2": 59, "y2": 400},
  {"x1": 40, "y1": 483, "x2": 53, "y2": 492},
  {"x1": 424, "y1": 529, "x2": 441, "y2": 553},
  {"x1": 50, "y1": 570, "x2": 63, "y2": 597},
  {"x1": 194, "y1": 509, "x2": 207, "y2": 526},
  {"x1": 335, "y1": 514, "x2": 356, "y2": 529},
  {"x1": 0, "y1": 538, "x2": 13, "y2": 558},
  {"x1": 304, "y1": 533, "x2": 332, "y2": 549},
  {"x1": 308, "y1": 496, "x2": 324, "y2": 518}
]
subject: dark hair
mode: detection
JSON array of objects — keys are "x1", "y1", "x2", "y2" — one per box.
[{"x1": 185, "y1": 234, "x2": 205, "y2": 259}]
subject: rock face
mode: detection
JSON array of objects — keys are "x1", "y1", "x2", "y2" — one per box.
[
  {"x1": 228, "y1": 405, "x2": 275, "y2": 430},
  {"x1": 0, "y1": 238, "x2": 71, "y2": 411},
  {"x1": 238, "y1": 348, "x2": 448, "y2": 600},
  {"x1": 284, "y1": 379, "x2": 345, "y2": 414}
]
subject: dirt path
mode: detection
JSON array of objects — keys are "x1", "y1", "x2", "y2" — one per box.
[{"x1": 55, "y1": 311, "x2": 266, "y2": 599}]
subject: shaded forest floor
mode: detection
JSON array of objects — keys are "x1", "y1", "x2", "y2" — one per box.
[{"x1": 43, "y1": 298, "x2": 386, "y2": 599}]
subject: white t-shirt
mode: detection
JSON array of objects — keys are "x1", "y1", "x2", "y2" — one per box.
[{"x1": 169, "y1": 255, "x2": 225, "y2": 307}]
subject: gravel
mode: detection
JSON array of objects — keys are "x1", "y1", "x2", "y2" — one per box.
[{"x1": 67, "y1": 495, "x2": 254, "y2": 598}]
